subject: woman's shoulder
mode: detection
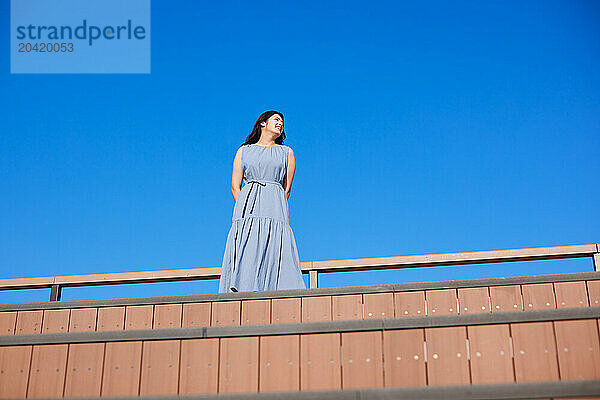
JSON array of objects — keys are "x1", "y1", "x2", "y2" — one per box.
[{"x1": 281, "y1": 144, "x2": 295, "y2": 156}]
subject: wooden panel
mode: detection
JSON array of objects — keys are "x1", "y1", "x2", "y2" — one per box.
[
  {"x1": 64, "y1": 343, "x2": 104, "y2": 397},
  {"x1": 211, "y1": 301, "x2": 240, "y2": 326},
  {"x1": 242, "y1": 299, "x2": 271, "y2": 325},
  {"x1": 426, "y1": 289, "x2": 458, "y2": 316},
  {"x1": 554, "y1": 319, "x2": 600, "y2": 380},
  {"x1": 182, "y1": 303, "x2": 211, "y2": 328},
  {"x1": 139, "y1": 340, "x2": 180, "y2": 396},
  {"x1": 458, "y1": 287, "x2": 490, "y2": 314},
  {"x1": 554, "y1": 281, "x2": 589, "y2": 308},
  {"x1": 272, "y1": 298, "x2": 300, "y2": 324},
  {"x1": 0, "y1": 345, "x2": 32, "y2": 398},
  {"x1": 425, "y1": 326, "x2": 469, "y2": 385},
  {"x1": 42, "y1": 309, "x2": 70, "y2": 333},
  {"x1": 587, "y1": 281, "x2": 600, "y2": 306},
  {"x1": 341, "y1": 331, "x2": 383, "y2": 389},
  {"x1": 511, "y1": 322, "x2": 559, "y2": 382},
  {"x1": 97, "y1": 307, "x2": 125, "y2": 331},
  {"x1": 179, "y1": 338, "x2": 219, "y2": 395},
  {"x1": 490, "y1": 285, "x2": 523, "y2": 312},
  {"x1": 27, "y1": 344, "x2": 68, "y2": 398},
  {"x1": 300, "y1": 333, "x2": 341, "y2": 391},
  {"x1": 383, "y1": 329, "x2": 425, "y2": 387},
  {"x1": 302, "y1": 296, "x2": 332, "y2": 322},
  {"x1": 364, "y1": 293, "x2": 394, "y2": 319},
  {"x1": 153, "y1": 304, "x2": 182, "y2": 329},
  {"x1": 219, "y1": 337, "x2": 259, "y2": 393},
  {"x1": 101, "y1": 341, "x2": 142, "y2": 397},
  {"x1": 125, "y1": 305, "x2": 153, "y2": 330},
  {"x1": 68, "y1": 308, "x2": 97, "y2": 332},
  {"x1": 468, "y1": 324, "x2": 514, "y2": 383},
  {"x1": 332, "y1": 295, "x2": 362, "y2": 321},
  {"x1": 0, "y1": 312, "x2": 16, "y2": 335},
  {"x1": 522, "y1": 283, "x2": 556, "y2": 310},
  {"x1": 394, "y1": 291, "x2": 425, "y2": 317},
  {"x1": 15, "y1": 310, "x2": 43, "y2": 334},
  {"x1": 259, "y1": 335, "x2": 300, "y2": 392}
]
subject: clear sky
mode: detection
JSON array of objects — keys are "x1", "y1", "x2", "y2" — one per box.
[{"x1": 1, "y1": 1, "x2": 599, "y2": 304}]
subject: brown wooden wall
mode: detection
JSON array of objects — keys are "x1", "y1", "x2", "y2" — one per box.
[
  {"x1": 0, "y1": 318, "x2": 599, "y2": 398},
  {"x1": 1, "y1": 280, "x2": 598, "y2": 335}
]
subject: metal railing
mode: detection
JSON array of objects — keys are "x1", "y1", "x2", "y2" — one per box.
[{"x1": 1, "y1": 243, "x2": 598, "y2": 301}]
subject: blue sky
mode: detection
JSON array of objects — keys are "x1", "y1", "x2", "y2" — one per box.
[{"x1": 1, "y1": 1, "x2": 599, "y2": 303}]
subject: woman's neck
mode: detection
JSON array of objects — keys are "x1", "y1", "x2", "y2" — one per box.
[{"x1": 256, "y1": 138, "x2": 277, "y2": 147}]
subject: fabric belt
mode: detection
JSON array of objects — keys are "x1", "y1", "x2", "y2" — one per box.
[
  {"x1": 245, "y1": 179, "x2": 283, "y2": 189},
  {"x1": 240, "y1": 179, "x2": 284, "y2": 219}
]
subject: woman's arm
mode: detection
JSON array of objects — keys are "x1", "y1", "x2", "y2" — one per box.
[
  {"x1": 231, "y1": 147, "x2": 243, "y2": 202},
  {"x1": 284, "y1": 147, "x2": 296, "y2": 200}
]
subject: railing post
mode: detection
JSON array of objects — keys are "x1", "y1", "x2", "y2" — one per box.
[
  {"x1": 50, "y1": 284, "x2": 62, "y2": 301},
  {"x1": 594, "y1": 253, "x2": 600, "y2": 272},
  {"x1": 309, "y1": 270, "x2": 318, "y2": 289}
]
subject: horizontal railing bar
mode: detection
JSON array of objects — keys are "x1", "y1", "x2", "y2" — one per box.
[
  {"x1": 0, "y1": 267, "x2": 225, "y2": 290},
  {"x1": 1, "y1": 307, "x2": 598, "y2": 346},
  {"x1": 0, "y1": 277, "x2": 56, "y2": 290},
  {"x1": 309, "y1": 243, "x2": 599, "y2": 272},
  {"x1": 1, "y1": 270, "x2": 599, "y2": 311},
  {"x1": 0, "y1": 243, "x2": 597, "y2": 292}
]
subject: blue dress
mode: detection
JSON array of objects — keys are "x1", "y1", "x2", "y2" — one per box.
[{"x1": 218, "y1": 144, "x2": 306, "y2": 292}]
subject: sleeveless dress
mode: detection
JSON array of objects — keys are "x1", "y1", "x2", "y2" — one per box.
[{"x1": 218, "y1": 144, "x2": 306, "y2": 293}]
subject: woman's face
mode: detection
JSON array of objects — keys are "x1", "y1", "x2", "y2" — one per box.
[{"x1": 262, "y1": 114, "x2": 283, "y2": 137}]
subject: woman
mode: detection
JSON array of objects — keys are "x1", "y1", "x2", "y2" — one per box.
[{"x1": 218, "y1": 111, "x2": 306, "y2": 292}]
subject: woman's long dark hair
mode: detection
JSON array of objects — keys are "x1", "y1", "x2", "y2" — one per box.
[{"x1": 241, "y1": 110, "x2": 285, "y2": 147}]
